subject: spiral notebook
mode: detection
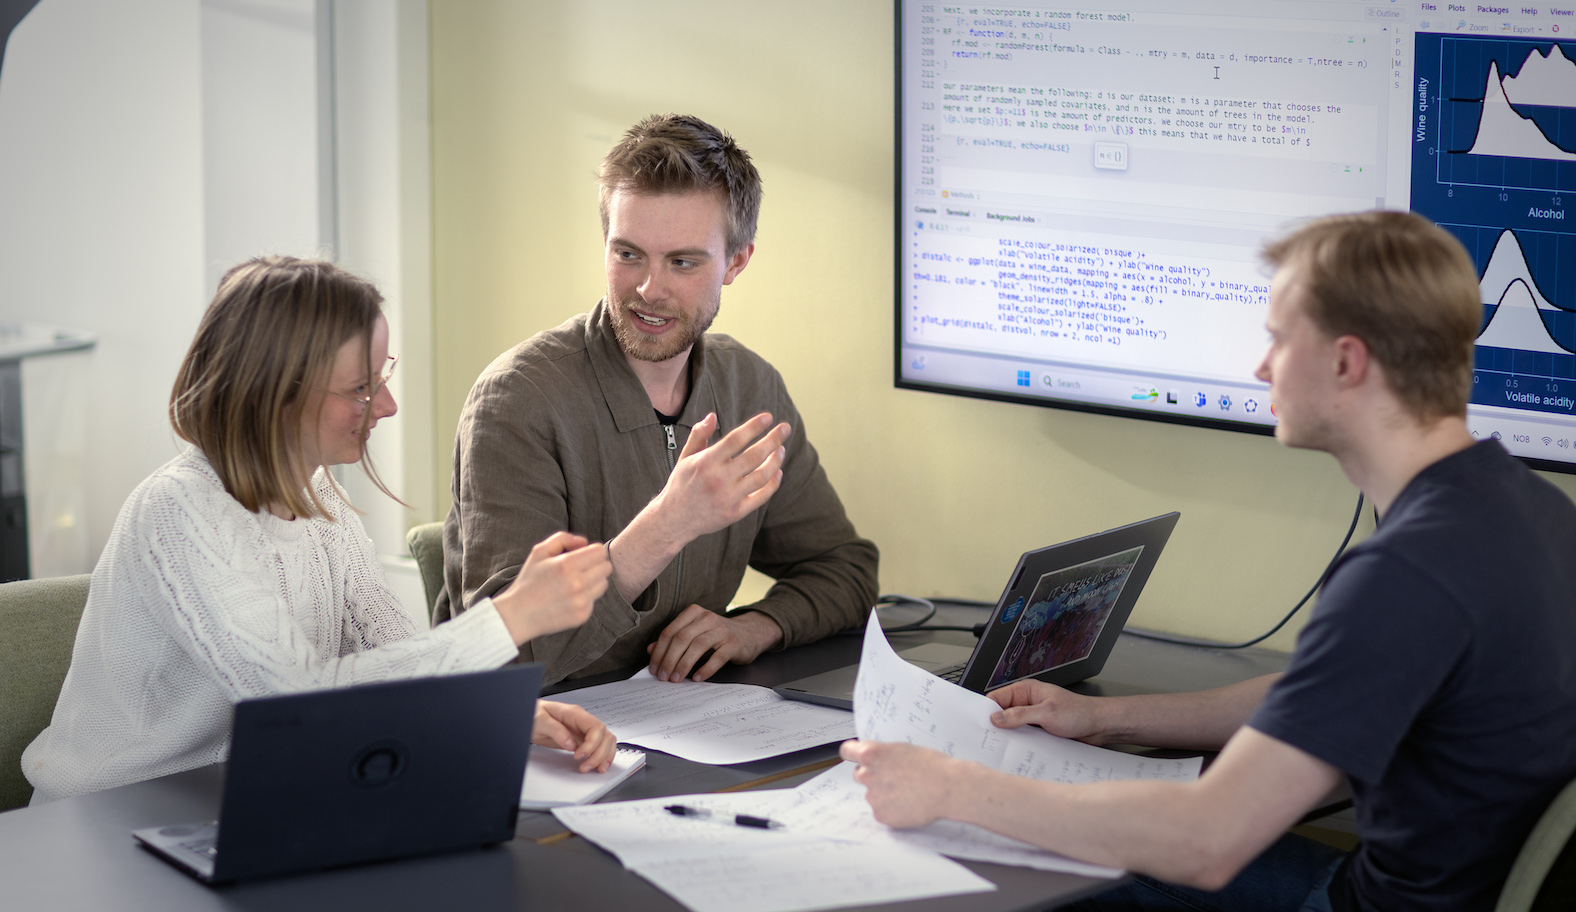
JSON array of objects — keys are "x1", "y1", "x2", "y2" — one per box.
[{"x1": 520, "y1": 746, "x2": 646, "y2": 809}]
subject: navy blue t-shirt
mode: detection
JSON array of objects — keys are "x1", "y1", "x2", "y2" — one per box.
[{"x1": 1249, "y1": 441, "x2": 1576, "y2": 912}]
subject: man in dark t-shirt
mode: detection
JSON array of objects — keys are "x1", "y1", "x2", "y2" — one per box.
[
  {"x1": 1249, "y1": 439, "x2": 1576, "y2": 909},
  {"x1": 840, "y1": 211, "x2": 1576, "y2": 911}
]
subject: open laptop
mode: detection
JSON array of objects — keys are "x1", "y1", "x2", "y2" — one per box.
[
  {"x1": 775, "y1": 512, "x2": 1179, "y2": 710},
  {"x1": 134, "y1": 663, "x2": 542, "y2": 883}
]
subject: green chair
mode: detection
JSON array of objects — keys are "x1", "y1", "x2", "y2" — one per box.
[
  {"x1": 405, "y1": 521, "x2": 446, "y2": 620},
  {"x1": 1496, "y1": 774, "x2": 1576, "y2": 912},
  {"x1": 0, "y1": 574, "x2": 90, "y2": 811}
]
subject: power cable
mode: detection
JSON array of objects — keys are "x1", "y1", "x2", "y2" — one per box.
[
  {"x1": 1124, "y1": 491, "x2": 1366, "y2": 650},
  {"x1": 868, "y1": 491, "x2": 1368, "y2": 650}
]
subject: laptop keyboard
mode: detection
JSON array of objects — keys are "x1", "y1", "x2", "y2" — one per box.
[{"x1": 935, "y1": 664, "x2": 965, "y2": 683}]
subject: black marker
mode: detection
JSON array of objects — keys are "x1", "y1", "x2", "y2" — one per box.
[{"x1": 664, "y1": 804, "x2": 784, "y2": 829}]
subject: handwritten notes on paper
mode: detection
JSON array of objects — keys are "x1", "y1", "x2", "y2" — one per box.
[
  {"x1": 632, "y1": 840, "x2": 991, "y2": 912},
  {"x1": 549, "y1": 670, "x2": 854, "y2": 765},
  {"x1": 775, "y1": 761, "x2": 1122, "y2": 879},
  {"x1": 554, "y1": 794, "x2": 995, "y2": 912},
  {"x1": 548, "y1": 614, "x2": 1209, "y2": 911},
  {"x1": 852, "y1": 612, "x2": 1201, "y2": 785}
]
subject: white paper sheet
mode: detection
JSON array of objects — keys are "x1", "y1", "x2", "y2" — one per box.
[
  {"x1": 548, "y1": 671, "x2": 855, "y2": 764},
  {"x1": 520, "y1": 746, "x2": 646, "y2": 809},
  {"x1": 632, "y1": 840, "x2": 994, "y2": 912},
  {"x1": 554, "y1": 793, "x2": 995, "y2": 912},
  {"x1": 852, "y1": 611, "x2": 1202, "y2": 784},
  {"x1": 554, "y1": 792, "x2": 818, "y2": 866},
  {"x1": 774, "y1": 761, "x2": 1122, "y2": 878}
]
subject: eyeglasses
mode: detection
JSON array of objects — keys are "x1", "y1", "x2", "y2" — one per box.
[{"x1": 326, "y1": 354, "x2": 398, "y2": 409}]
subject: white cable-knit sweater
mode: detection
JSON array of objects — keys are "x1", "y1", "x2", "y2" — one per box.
[{"x1": 22, "y1": 448, "x2": 519, "y2": 803}]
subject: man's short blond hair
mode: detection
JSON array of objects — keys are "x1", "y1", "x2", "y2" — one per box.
[
  {"x1": 598, "y1": 114, "x2": 762, "y2": 257},
  {"x1": 1263, "y1": 211, "x2": 1481, "y2": 420}
]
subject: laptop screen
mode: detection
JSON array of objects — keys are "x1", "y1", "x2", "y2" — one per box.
[{"x1": 984, "y1": 546, "x2": 1145, "y2": 690}]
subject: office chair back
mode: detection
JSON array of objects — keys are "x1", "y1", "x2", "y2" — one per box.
[
  {"x1": 405, "y1": 521, "x2": 445, "y2": 621},
  {"x1": 1496, "y1": 774, "x2": 1576, "y2": 912},
  {"x1": 0, "y1": 574, "x2": 90, "y2": 811}
]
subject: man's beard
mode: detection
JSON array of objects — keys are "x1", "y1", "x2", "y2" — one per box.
[{"x1": 608, "y1": 291, "x2": 720, "y2": 363}]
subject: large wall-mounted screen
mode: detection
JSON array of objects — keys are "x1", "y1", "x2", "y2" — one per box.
[{"x1": 896, "y1": 0, "x2": 1576, "y2": 472}]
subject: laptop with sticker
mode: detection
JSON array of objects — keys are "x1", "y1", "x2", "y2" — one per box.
[{"x1": 774, "y1": 513, "x2": 1179, "y2": 710}]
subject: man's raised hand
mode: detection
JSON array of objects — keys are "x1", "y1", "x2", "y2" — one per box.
[
  {"x1": 606, "y1": 412, "x2": 792, "y2": 607},
  {"x1": 657, "y1": 412, "x2": 791, "y2": 542}
]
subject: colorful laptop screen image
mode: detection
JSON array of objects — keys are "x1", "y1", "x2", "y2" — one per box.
[{"x1": 985, "y1": 546, "x2": 1144, "y2": 690}]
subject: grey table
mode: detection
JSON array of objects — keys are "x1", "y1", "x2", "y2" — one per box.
[{"x1": 0, "y1": 603, "x2": 1292, "y2": 911}]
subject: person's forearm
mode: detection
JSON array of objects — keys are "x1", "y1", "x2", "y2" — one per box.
[
  {"x1": 607, "y1": 502, "x2": 688, "y2": 603},
  {"x1": 947, "y1": 764, "x2": 1240, "y2": 886},
  {"x1": 746, "y1": 538, "x2": 880, "y2": 647},
  {"x1": 726, "y1": 608, "x2": 784, "y2": 652},
  {"x1": 1089, "y1": 674, "x2": 1281, "y2": 750},
  {"x1": 943, "y1": 720, "x2": 1332, "y2": 888}
]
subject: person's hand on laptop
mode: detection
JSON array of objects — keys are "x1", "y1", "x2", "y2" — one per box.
[
  {"x1": 534, "y1": 701, "x2": 617, "y2": 773},
  {"x1": 646, "y1": 604, "x2": 783, "y2": 682},
  {"x1": 987, "y1": 680, "x2": 1106, "y2": 744}
]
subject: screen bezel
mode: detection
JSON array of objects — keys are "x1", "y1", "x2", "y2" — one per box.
[
  {"x1": 889, "y1": 0, "x2": 1279, "y2": 442},
  {"x1": 890, "y1": 0, "x2": 1576, "y2": 476}
]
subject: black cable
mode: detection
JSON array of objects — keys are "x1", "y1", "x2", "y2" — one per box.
[
  {"x1": 1125, "y1": 490, "x2": 1366, "y2": 650},
  {"x1": 937, "y1": 598, "x2": 995, "y2": 608},
  {"x1": 840, "y1": 594, "x2": 993, "y2": 637},
  {"x1": 864, "y1": 493, "x2": 1364, "y2": 649},
  {"x1": 869, "y1": 594, "x2": 934, "y2": 632},
  {"x1": 898, "y1": 625, "x2": 986, "y2": 634}
]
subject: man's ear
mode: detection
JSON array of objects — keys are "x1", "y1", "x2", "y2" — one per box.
[
  {"x1": 1331, "y1": 334, "x2": 1372, "y2": 390},
  {"x1": 722, "y1": 243, "x2": 755, "y2": 285}
]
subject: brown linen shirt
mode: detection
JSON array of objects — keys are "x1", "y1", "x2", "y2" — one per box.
[{"x1": 435, "y1": 300, "x2": 879, "y2": 684}]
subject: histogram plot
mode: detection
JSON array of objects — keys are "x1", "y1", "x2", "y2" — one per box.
[
  {"x1": 1412, "y1": 35, "x2": 1573, "y2": 264},
  {"x1": 1412, "y1": 32, "x2": 1576, "y2": 421},
  {"x1": 1425, "y1": 35, "x2": 1576, "y2": 193},
  {"x1": 1461, "y1": 56, "x2": 1576, "y2": 163},
  {"x1": 1464, "y1": 227, "x2": 1575, "y2": 349},
  {"x1": 1442, "y1": 224, "x2": 1576, "y2": 418}
]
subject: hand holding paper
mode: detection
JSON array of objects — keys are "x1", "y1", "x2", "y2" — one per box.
[
  {"x1": 839, "y1": 740, "x2": 958, "y2": 829},
  {"x1": 775, "y1": 760, "x2": 1124, "y2": 879},
  {"x1": 849, "y1": 610, "x2": 1200, "y2": 785},
  {"x1": 833, "y1": 611, "x2": 1203, "y2": 877}
]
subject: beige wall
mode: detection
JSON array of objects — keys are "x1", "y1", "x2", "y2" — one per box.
[{"x1": 428, "y1": 0, "x2": 1576, "y2": 651}]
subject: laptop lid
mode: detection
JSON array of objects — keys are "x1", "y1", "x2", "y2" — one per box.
[
  {"x1": 773, "y1": 513, "x2": 1179, "y2": 708},
  {"x1": 167, "y1": 663, "x2": 541, "y2": 883},
  {"x1": 953, "y1": 511, "x2": 1179, "y2": 692}
]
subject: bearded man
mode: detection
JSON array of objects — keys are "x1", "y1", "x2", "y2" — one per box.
[{"x1": 436, "y1": 114, "x2": 878, "y2": 686}]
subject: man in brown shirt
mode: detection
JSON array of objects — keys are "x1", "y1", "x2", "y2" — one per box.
[{"x1": 435, "y1": 114, "x2": 879, "y2": 685}]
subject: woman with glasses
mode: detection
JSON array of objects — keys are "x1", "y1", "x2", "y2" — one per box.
[{"x1": 23, "y1": 256, "x2": 616, "y2": 802}]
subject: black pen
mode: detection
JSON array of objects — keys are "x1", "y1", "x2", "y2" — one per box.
[{"x1": 664, "y1": 804, "x2": 784, "y2": 829}]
